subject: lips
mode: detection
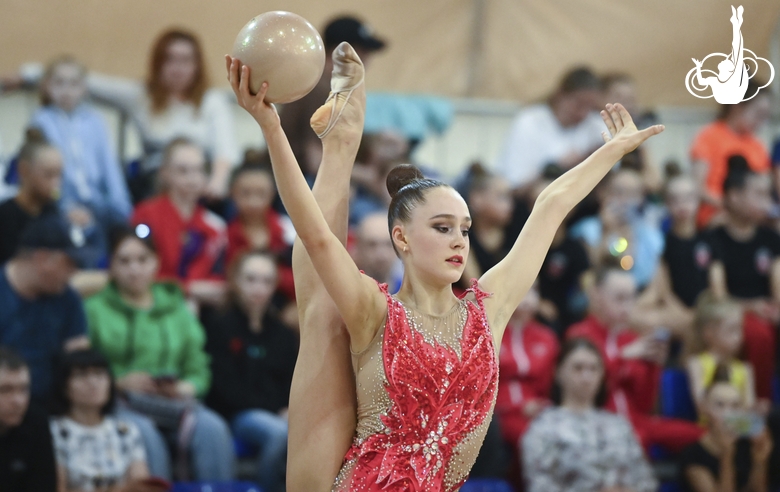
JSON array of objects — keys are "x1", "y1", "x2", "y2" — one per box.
[{"x1": 446, "y1": 255, "x2": 463, "y2": 265}]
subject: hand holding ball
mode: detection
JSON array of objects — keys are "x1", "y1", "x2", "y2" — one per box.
[{"x1": 231, "y1": 11, "x2": 325, "y2": 103}]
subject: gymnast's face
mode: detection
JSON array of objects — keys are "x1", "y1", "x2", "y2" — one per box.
[{"x1": 392, "y1": 187, "x2": 471, "y2": 286}]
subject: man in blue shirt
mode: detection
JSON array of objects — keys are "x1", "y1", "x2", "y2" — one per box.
[{"x1": 0, "y1": 214, "x2": 89, "y2": 401}]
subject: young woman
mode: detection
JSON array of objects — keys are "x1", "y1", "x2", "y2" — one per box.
[
  {"x1": 49, "y1": 349, "x2": 155, "y2": 492},
  {"x1": 227, "y1": 39, "x2": 664, "y2": 489},
  {"x1": 522, "y1": 338, "x2": 657, "y2": 492}
]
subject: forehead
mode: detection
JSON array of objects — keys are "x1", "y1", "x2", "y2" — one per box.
[
  {"x1": 241, "y1": 255, "x2": 277, "y2": 275},
  {"x1": 235, "y1": 170, "x2": 273, "y2": 188},
  {"x1": 609, "y1": 171, "x2": 642, "y2": 190},
  {"x1": 0, "y1": 367, "x2": 29, "y2": 384},
  {"x1": 412, "y1": 186, "x2": 470, "y2": 219},
  {"x1": 708, "y1": 383, "x2": 740, "y2": 402},
  {"x1": 565, "y1": 347, "x2": 600, "y2": 365},
  {"x1": 667, "y1": 177, "x2": 696, "y2": 196},
  {"x1": 358, "y1": 214, "x2": 390, "y2": 238},
  {"x1": 601, "y1": 271, "x2": 636, "y2": 293},
  {"x1": 169, "y1": 145, "x2": 205, "y2": 166}
]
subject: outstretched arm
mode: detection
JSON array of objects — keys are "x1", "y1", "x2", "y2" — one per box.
[
  {"x1": 479, "y1": 104, "x2": 664, "y2": 335},
  {"x1": 226, "y1": 57, "x2": 386, "y2": 349}
]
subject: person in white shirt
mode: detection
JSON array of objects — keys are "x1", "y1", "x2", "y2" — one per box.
[{"x1": 495, "y1": 66, "x2": 606, "y2": 190}]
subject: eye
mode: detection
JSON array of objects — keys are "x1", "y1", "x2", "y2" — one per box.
[
  {"x1": 434, "y1": 225, "x2": 450, "y2": 233},
  {"x1": 461, "y1": 228, "x2": 470, "y2": 237}
]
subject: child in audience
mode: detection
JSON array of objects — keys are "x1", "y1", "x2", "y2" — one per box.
[
  {"x1": 31, "y1": 56, "x2": 133, "y2": 268},
  {"x1": 678, "y1": 375, "x2": 773, "y2": 492},
  {"x1": 203, "y1": 251, "x2": 298, "y2": 492},
  {"x1": 226, "y1": 159, "x2": 294, "y2": 299},
  {"x1": 0, "y1": 129, "x2": 60, "y2": 264},
  {"x1": 49, "y1": 349, "x2": 163, "y2": 492},
  {"x1": 131, "y1": 138, "x2": 227, "y2": 306},
  {"x1": 709, "y1": 163, "x2": 780, "y2": 400},
  {"x1": 687, "y1": 293, "x2": 758, "y2": 418}
]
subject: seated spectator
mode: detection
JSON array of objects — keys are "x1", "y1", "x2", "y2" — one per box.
[
  {"x1": 351, "y1": 211, "x2": 402, "y2": 292},
  {"x1": 568, "y1": 266, "x2": 703, "y2": 453},
  {"x1": 0, "y1": 347, "x2": 57, "y2": 492},
  {"x1": 85, "y1": 227, "x2": 234, "y2": 480},
  {"x1": 570, "y1": 168, "x2": 664, "y2": 290},
  {"x1": 601, "y1": 73, "x2": 661, "y2": 194},
  {"x1": 495, "y1": 284, "x2": 559, "y2": 469},
  {"x1": 495, "y1": 66, "x2": 605, "y2": 191},
  {"x1": 226, "y1": 159, "x2": 294, "y2": 299},
  {"x1": 49, "y1": 349, "x2": 161, "y2": 492},
  {"x1": 634, "y1": 174, "x2": 709, "y2": 341},
  {"x1": 522, "y1": 338, "x2": 657, "y2": 492},
  {"x1": 203, "y1": 251, "x2": 298, "y2": 492},
  {"x1": 460, "y1": 165, "x2": 514, "y2": 283},
  {"x1": 709, "y1": 163, "x2": 779, "y2": 400},
  {"x1": 30, "y1": 56, "x2": 133, "y2": 268},
  {"x1": 0, "y1": 128, "x2": 61, "y2": 264},
  {"x1": 690, "y1": 79, "x2": 771, "y2": 227},
  {"x1": 678, "y1": 376, "x2": 773, "y2": 492},
  {"x1": 131, "y1": 138, "x2": 227, "y2": 306},
  {"x1": 687, "y1": 293, "x2": 759, "y2": 418},
  {"x1": 0, "y1": 215, "x2": 89, "y2": 401}
]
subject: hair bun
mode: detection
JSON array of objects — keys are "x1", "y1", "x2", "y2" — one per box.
[
  {"x1": 386, "y1": 164, "x2": 424, "y2": 198},
  {"x1": 24, "y1": 127, "x2": 47, "y2": 145}
]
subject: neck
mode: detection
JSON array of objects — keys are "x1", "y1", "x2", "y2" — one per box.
[
  {"x1": 169, "y1": 192, "x2": 197, "y2": 219},
  {"x1": 14, "y1": 190, "x2": 48, "y2": 216},
  {"x1": 473, "y1": 221, "x2": 505, "y2": 247},
  {"x1": 724, "y1": 117, "x2": 745, "y2": 135},
  {"x1": 5, "y1": 261, "x2": 39, "y2": 299},
  {"x1": 396, "y1": 274, "x2": 458, "y2": 316},
  {"x1": 551, "y1": 100, "x2": 574, "y2": 128},
  {"x1": 241, "y1": 214, "x2": 268, "y2": 227},
  {"x1": 671, "y1": 219, "x2": 697, "y2": 239},
  {"x1": 724, "y1": 214, "x2": 757, "y2": 240},
  {"x1": 68, "y1": 405, "x2": 103, "y2": 427},
  {"x1": 593, "y1": 313, "x2": 621, "y2": 333},
  {"x1": 245, "y1": 306, "x2": 265, "y2": 333},
  {"x1": 702, "y1": 431, "x2": 729, "y2": 456},
  {"x1": 119, "y1": 286, "x2": 154, "y2": 309},
  {"x1": 561, "y1": 396, "x2": 594, "y2": 412}
]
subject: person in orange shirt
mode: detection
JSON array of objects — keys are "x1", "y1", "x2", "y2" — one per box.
[{"x1": 690, "y1": 79, "x2": 771, "y2": 227}]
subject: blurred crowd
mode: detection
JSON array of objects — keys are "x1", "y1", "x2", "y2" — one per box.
[{"x1": 0, "y1": 11, "x2": 779, "y2": 492}]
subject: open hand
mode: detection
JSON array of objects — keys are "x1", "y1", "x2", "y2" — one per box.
[
  {"x1": 599, "y1": 103, "x2": 664, "y2": 156},
  {"x1": 225, "y1": 55, "x2": 279, "y2": 130}
]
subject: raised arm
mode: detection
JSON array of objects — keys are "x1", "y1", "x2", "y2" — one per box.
[
  {"x1": 226, "y1": 57, "x2": 386, "y2": 350},
  {"x1": 479, "y1": 104, "x2": 664, "y2": 334}
]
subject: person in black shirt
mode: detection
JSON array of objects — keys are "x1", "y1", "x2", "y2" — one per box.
[
  {"x1": 678, "y1": 378, "x2": 772, "y2": 492},
  {"x1": 709, "y1": 165, "x2": 780, "y2": 401},
  {"x1": 0, "y1": 346, "x2": 57, "y2": 492},
  {"x1": 203, "y1": 251, "x2": 298, "y2": 492},
  {"x1": 0, "y1": 129, "x2": 61, "y2": 264}
]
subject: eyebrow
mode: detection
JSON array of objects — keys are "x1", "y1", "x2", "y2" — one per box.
[{"x1": 429, "y1": 214, "x2": 472, "y2": 223}]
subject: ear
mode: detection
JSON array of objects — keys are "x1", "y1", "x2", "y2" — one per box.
[{"x1": 391, "y1": 224, "x2": 408, "y2": 253}]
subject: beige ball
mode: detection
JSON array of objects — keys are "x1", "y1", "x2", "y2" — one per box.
[{"x1": 232, "y1": 11, "x2": 325, "y2": 103}]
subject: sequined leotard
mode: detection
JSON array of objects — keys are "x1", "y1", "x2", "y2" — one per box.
[{"x1": 333, "y1": 279, "x2": 499, "y2": 491}]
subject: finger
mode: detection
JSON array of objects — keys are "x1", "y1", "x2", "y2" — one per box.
[
  {"x1": 225, "y1": 55, "x2": 232, "y2": 80},
  {"x1": 238, "y1": 64, "x2": 251, "y2": 99},
  {"x1": 600, "y1": 107, "x2": 617, "y2": 136},
  {"x1": 601, "y1": 131, "x2": 611, "y2": 144},
  {"x1": 637, "y1": 124, "x2": 665, "y2": 141},
  {"x1": 608, "y1": 103, "x2": 624, "y2": 132},
  {"x1": 614, "y1": 103, "x2": 634, "y2": 129},
  {"x1": 228, "y1": 59, "x2": 240, "y2": 95}
]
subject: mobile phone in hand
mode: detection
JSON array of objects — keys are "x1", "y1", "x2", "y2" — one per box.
[{"x1": 723, "y1": 411, "x2": 765, "y2": 437}]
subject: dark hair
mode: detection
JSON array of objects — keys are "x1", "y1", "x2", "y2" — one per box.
[
  {"x1": 386, "y1": 164, "x2": 450, "y2": 237},
  {"x1": 230, "y1": 157, "x2": 274, "y2": 189},
  {"x1": 557, "y1": 66, "x2": 602, "y2": 95},
  {"x1": 462, "y1": 163, "x2": 493, "y2": 198},
  {"x1": 722, "y1": 154, "x2": 755, "y2": 195},
  {"x1": 108, "y1": 225, "x2": 157, "y2": 258},
  {"x1": 0, "y1": 347, "x2": 28, "y2": 371},
  {"x1": 50, "y1": 349, "x2": 116, "y2": 417},
  {"x1": 147, "y1": 29, "x2": 208, "y2": 113},
  {"x1": 40, "y1": 55, "x2": 86, "y2": 106},
  {"x1": 550, "y1": 337, "x2": 608, "y2": 407},
  {"x1": 717, "y1": 79, "x2": 768, "y2": 120},
  {"x1": 17, "y1": 128, "x2": 54, "y2": 164}
]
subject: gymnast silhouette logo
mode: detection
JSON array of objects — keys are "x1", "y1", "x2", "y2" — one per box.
[{"x1": 685, "y1": 5, "x2": 774, "y2": 104}]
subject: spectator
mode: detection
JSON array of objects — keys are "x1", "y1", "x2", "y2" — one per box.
[
  {"x1": 690, "y1": 79, "x2": 771, "y2": 226},
  {"x1": 522, "y1": 338, "x2": 657, "y2": 492},
  {"x1": 601, "y1": 73, "x2": 661, "y2": 194},
  {"x1": 678, "y1": 376, "x2": 773, "y2": 492},
  {"x1": 495, "y1": 66, "x2": 605, "y2": 190},
  {"x1": 226, "y1": 158, "x2": 294, "y2": 299},
  {"x1": 709, "y1": 162, "x2": 780, "y2": 401},
  {"x1": 634, "y1": 174, "x2": 709, "y2": 341},
  {"x1": 568, "y1": 266, "x2": 703, "y2": 453},
  {"x1": 85, "y1": 227, "x2": 234, "y2": 480},
  {"x1": 203, "y1": 251, "x2": 298, "y2": 492},
  {"x1": 279, "y1": 15, "x2": 386, "y2": 181},
  {"x1": 351, "y1": 211, "x2": 402, "y2": 292},
  {"x1": 687, "y1": 293, "x2": 758, "y2": 418},
  {"x1": 30, "y1": 56, "x2": 133, "y2": 268},
  {"x1": 0, "y1": 214, "x2": 90, "y2": 401},
  {"x1": 0, "y1": 347, "x2": 57, "y2": 492},
  {"x1": 131, "y1": 138, "x2": 227, "y2": 306},
  {"x1": 49, "y1": 349, "x2": 156, "y2": 492},
  {"x1": 0, "y1": 128, "x2": 61, "y2": 264},
  {"x1": 495, "y1": 284, "x2": 559, "y2": 478},
  {"x1": 570, "y1": 168, "x2": 664, "y2": 290}
]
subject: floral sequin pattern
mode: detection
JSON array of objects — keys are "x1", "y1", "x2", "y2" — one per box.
[{"x1": 336, "y1": 280, "x2": 499, "y2": 491}]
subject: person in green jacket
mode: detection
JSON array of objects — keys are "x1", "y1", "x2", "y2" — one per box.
[{"x1": 85, "y1": 226, "x2": 234, "y2": 480}]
